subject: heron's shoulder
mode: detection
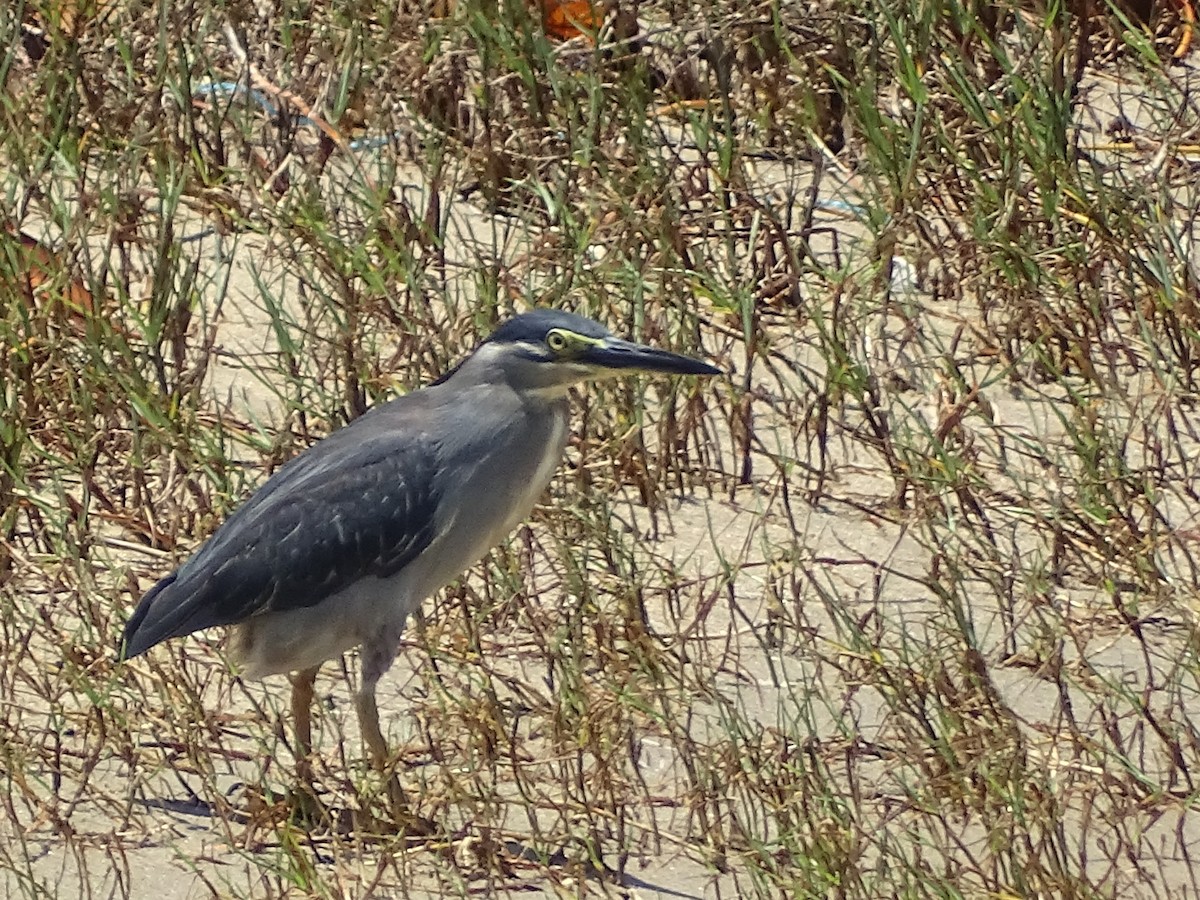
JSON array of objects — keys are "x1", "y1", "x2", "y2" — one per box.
[
  {"x1": 283, "y1": 388, "x2": 447, "y2": 465},
  {"x1": 258, "y1": 393, "x2": 445, "y2": 495},
  {"x1": 173, "y1": 393, "x2": 443, "y2": 577},
  {"x1": 344, "y1": 384, "x2": 440, "y2": 426}
]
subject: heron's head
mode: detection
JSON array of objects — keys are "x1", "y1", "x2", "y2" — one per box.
[{"x1": 445, "y1": 309, "x2": 721, "y2": 398}]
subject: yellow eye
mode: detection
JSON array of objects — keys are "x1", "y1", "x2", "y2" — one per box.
[{"x1": 546, "y1": 329, "x2": 569, "y2": 353}]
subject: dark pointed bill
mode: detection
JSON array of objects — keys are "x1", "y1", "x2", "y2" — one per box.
[{"x1": 583, "y1": 338, "x2": 722, "y2": 376}]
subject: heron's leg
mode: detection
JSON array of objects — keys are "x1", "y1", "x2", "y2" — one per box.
[
  {"x1": 356, "y1": 635, "x2": 412, "y2": 816},
  {"x1": 355, "y1": 686, "x2": 391, "y2": 771},
  {"x1": 289, "y1": 666, "x2": 320, "y2": 786},
  {"x1": 290, "y1": 667, "x2": 320, "y2": 757}
]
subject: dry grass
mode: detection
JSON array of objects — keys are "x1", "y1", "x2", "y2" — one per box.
[{"x1": 4, "y1": 0, "x2": 1200, "y2": 896}]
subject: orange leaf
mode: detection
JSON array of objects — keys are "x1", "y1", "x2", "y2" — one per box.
[
  {"x1": 3, "y1": 224, "x2": 95, "y2": 320},
  {"x1": 537, "y1": 0, "x2": 599, "y2": 41}
]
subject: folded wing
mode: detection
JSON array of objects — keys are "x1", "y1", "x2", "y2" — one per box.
[{"x1": 120, "y1": 402, "x2": 441, "y2": 659}]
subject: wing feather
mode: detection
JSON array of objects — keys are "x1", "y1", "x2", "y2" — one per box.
[{"x1": 120, "y1": 400, "x2": 441, "y2": 659}]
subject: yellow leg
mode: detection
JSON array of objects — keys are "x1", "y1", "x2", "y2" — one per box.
[
  {"x1": 353, "y1": 687, "x2": 387, "y2": 769},
  {"x1": 280, "y1": 667, "x2": 326, "y2": 822},
  {"x1": 355, "y1": 687, "x2": 409, "y2": 812},
  {"x1": 290, "y1": 667, "x2": 320, "y2": 779},
  {"x1": 357, "y1": 634, "x2": 433, "y2": 833}
]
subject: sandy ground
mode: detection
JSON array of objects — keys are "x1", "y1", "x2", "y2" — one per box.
[
  {"x1": 3, "y1": 153, "x2": 877, "y2": 898},
  {"x1": 7, "y1": 53, "x2": 1200, "y2": 898}
]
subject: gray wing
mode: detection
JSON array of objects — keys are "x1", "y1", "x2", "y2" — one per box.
[{"x1": 120, "y1": 399, "x2": 441, "y2": 659}]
